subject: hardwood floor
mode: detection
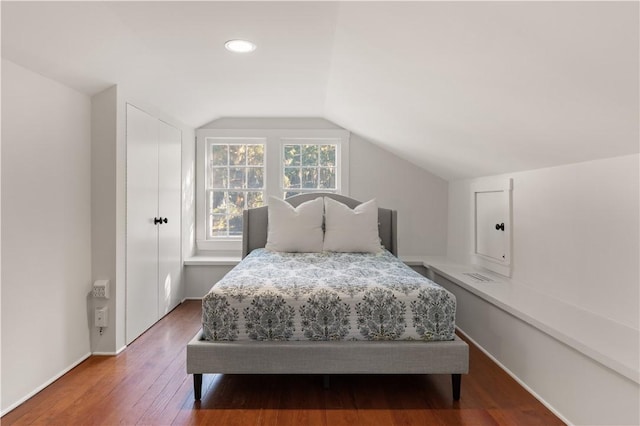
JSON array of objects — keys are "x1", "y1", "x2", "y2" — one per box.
[{"x1": 2, "y1": 300, "x2": 564, "y2": 425}]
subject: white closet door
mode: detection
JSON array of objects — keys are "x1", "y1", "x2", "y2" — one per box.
[
  {"x1": 157, "y1": 121, "x2": 182, "y2": 316},
  {"x1": 126, "y1": 105, "x2": 160, "y2": 344}
]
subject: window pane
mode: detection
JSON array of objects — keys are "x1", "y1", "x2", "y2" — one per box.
[
  {"x1": 211, "y1": 167, "x2": 228, "y2": 189},
  {"x1": 319, "y1": 167, "x2": 336, "y2": 189},
  {"x1": 247, "y1": 167, "x2": 263, "y2": 189},
  {"x1": 210, "y1": 190, "x2": 227, "y2": 214},
  {"x1": 284, "y1": 145, "x2": 300, "y2": 166},
  {"x1": 210, "y1": 214, "x2": 228, "y2": 237},
  {"x1": 301, "y1": 168, "x2": 318, "y2": 189},
  {"x1": 319, "y1": 145, "x2": 336, "y2": 167},
  {"x1": 229, "y1": 167, "x2": 246, "y2": 189},
  {"x1": 247, "y1": 191, "x2": 264, "y2": 209},
  {"x1": 247, "y1": 145, "x2": 264, "y2": 166},
  {"x1": 206, "y1": 141, "x2": 266, "y2": 241},
  {"x1": 210, "y1": 145, "x2": 228, "y2": 166},
  {"x1": 229, "y1": 215, "x2": 243, "y2": 236},
  {"x1": 228, "y1": 191, "x2": 246, "y2": 217},
  {"x1": 229, "y1": 145, "x2": 246, "y2": 165},
  {"x1": 301, "y1": 145, "x2": 318, "y2": 166},
  {"x1": 284, "y1": 168, "x2": 301, "y2": 188}
]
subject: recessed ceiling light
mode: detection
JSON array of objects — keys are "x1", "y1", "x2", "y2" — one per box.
[{"x1": 225, "y1": 39, "x2": 256, "y2": 53}]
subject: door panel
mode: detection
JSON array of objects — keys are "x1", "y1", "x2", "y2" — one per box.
[
  {"x1": 157, "y1": 121, "x2": 182, "y2": 316},
  {"x1": 126, "y1": 105, "x2": 159, "y2": 344},
  {"x1": 475, "y1": 191, "x2": 506, "y2": 262}
]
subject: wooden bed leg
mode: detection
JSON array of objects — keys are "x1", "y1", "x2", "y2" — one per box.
[
  {"x1": 452, "y1": 374, "x2": 461, "y2": 401},
  {"x1": 323, "y1": 374, "x2": 330, "y2": 390},
  {"x1": 194, "y1": 374, "x2": 203, "y2": 400}
]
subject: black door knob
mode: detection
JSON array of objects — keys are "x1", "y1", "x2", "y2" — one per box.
[
  {"x1": 162, "y1": 217, "x2": 168, "y2": 224},
  {"x1": 495, "y1": 223, "x2": 505, "y2": 231},
  {"x1": 154, "y1": 217, "x2": 162, "y2": 225}
]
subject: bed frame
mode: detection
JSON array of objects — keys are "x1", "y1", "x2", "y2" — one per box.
[{"x1": 187, "y1": 193, "x2": 469, "y2": 401}]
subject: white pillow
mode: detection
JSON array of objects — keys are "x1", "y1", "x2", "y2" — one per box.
[
  {"x1": 265, "y1": 196, "x2": 324, "y2": 252},
  {"x1": 323, "y1": 197, "x2": 382, "y2": 253}
]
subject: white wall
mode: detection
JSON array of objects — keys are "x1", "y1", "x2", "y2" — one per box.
[
  {"x1": 185, "y1": 265, "x2": 234, "y2": 299},
  {"x1": 182, "y1": 122, "x2": 196, "y2": 260},
  {"x1": 448, "y1": 154, "x2": 639, "y2": 328},
  {"x1": 350, "y1": 134, "x2": 448, "y2": 257},
  {"x1": 90, "y1": 86, "x2": 123, "y2": 354},
  {"x1": 199, "y1": 118, "x2": 448, "y2": 256},
  {"x1": 1, "y1": 59, "x2": 92, "y2": 413},
  {"x1": 0, "y1": 55, "x2": 3, "y2": 420},
  {"x1": 200, "y1": 117, "x2": 340, "y2": 130}
]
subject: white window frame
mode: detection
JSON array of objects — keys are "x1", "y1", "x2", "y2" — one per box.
[
  {"x1": 196, "y1": 128, "x2": 350, "y2": 254},
  {"x1": 204, "y1": 138, "x2": 267, "y2": 239},
  {"x1": 280, "y1": 138, "x2": 342, "y2": 198}
]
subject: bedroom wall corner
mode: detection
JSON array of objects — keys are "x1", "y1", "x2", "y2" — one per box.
[
  {"x1": 0, "y1": 55, "x2": 3, "y2": 419},
  {"x1": 182, "y1": 122, "x2": 196, "y2": 262},
  {"x1": 90, "y1": 86, "x2": 122, "y2": 354},
  {"x1": 349, "y1": 134, "x2": 448, "y2": 257},
  {"x1": 1, "y1": 59, "x2": 92, "y2": 414}
]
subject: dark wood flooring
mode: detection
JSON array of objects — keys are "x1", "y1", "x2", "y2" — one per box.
[{"x1": 2, "y1": 300, "x2": 564, "y2": 425}]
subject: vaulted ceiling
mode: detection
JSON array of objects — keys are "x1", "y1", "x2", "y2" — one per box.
[{"x1": 2, "y1": 1, "x2": 638, "y2": 180}]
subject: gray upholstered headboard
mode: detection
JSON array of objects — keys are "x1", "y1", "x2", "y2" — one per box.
[{"x1": 242, "y1": 193, "x2": 397, "y2": 258}]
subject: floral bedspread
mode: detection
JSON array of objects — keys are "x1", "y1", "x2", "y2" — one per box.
[{"x1": 202, "y1": 249, "x2": 456, "y2": 342}]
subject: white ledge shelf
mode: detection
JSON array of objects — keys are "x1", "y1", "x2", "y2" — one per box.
[
  {"x1": 184, "y1": 255, "x2": 241, "y2": 266},
  {"x1": 423, "y1": 259, "x2": 639, "y2": 384}
]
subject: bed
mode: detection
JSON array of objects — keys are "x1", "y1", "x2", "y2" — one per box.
[{"x1": 187, "y1": 193, "x2": 469, "y2": 401}]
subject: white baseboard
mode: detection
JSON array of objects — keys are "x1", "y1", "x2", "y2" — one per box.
[
  {"x1": 0, "y1": 351, "x2": 92, "y2": 417},
  {"x1": 456, "y1": 326, "x2": 572, "y2": 426},
  {"x1": 182, "y1": 297, "x2": 203, "y2": 301},
  {"x1": 92, "y1": 345, "x2": 126, "y2": 356}
]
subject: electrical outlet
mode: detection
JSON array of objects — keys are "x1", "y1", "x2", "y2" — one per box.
[
  {"x1": 95, "y1": 306, "x2": 108, "y2": 327},
  {"x1": 93, "y1": 280, "x2": 110, "y2": 299}
]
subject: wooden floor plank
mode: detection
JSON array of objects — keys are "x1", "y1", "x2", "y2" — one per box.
[
  {"x1": 1, "y1": 300, "x2": 564, "y2": 426},
  {"x1": 4, "y1": 357, "x2": 111, "y2": 425},
  {"x1": 323, "y1": 377, "x2": 359, "y2": 426}
]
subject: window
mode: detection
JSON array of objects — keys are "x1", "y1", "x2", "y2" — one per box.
[
  {"x1": 282, "y1": 141, "x2": 338, "y2": 198},
  {"x1": 196, "y1": 128, "x2": 349, "y2": 253},
  {"x1": 206, "y1": 140, "x2": 265, "y2": 238}
]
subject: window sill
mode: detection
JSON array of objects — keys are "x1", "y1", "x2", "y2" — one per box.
[{"x1": 184, "y1": 255, "x2": 241, "y2": 266}]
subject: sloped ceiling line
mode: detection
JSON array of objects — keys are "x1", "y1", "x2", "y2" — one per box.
[{"x1": 2, "y1": 1, "x2": 638, "y2": 180}]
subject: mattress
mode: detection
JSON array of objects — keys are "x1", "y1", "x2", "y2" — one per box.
[{"x1": 202, "y1": 249, "x2": 456, "y2": 342}]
